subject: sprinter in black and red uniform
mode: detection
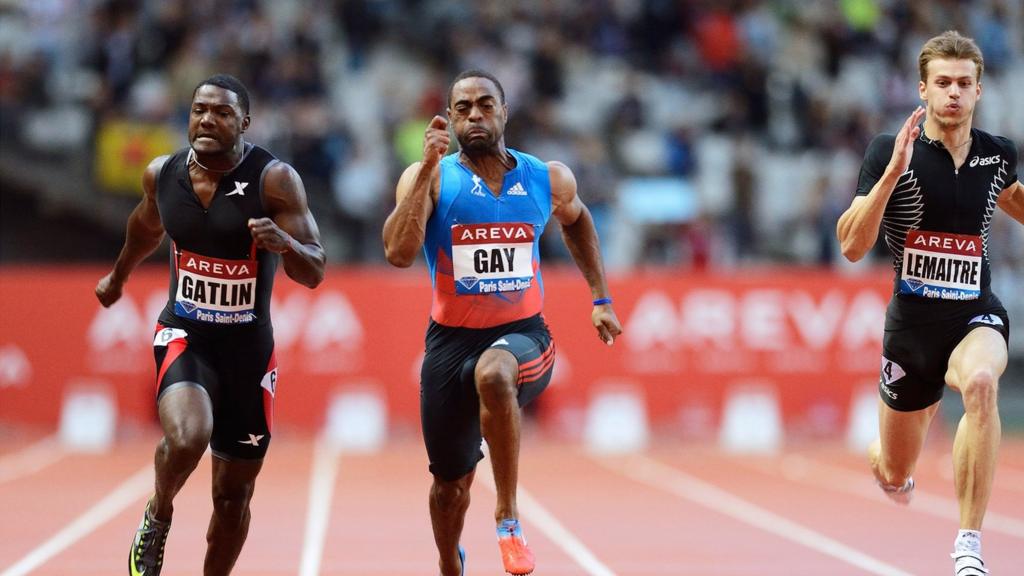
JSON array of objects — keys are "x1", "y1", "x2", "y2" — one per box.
[
  {"x1": 95, "y1": 74, "x2": 325, "y2": 576},
  {"x1": 838, "y1": 32, "x2": 1024, "y2": 575}
]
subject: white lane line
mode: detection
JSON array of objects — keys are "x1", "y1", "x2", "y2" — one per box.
[
  {"x1": 298, "y1": 438, "x2": 342, "y2": 576},
  {"x1": 778, "y1": 454, "x2": 1024, "y2": 538},
  {"x1": 0, "y1": 436, "x2": 65, "y2": 484},
  {"x1": 478, "y1": 453, "x2": 618, "y2": 576},
  {"x1": 1, "y1": 464, "x2": 152, "y2": 576},
  {"x1": 596, "y1": 454, "x2": 914, "y2": 576}
]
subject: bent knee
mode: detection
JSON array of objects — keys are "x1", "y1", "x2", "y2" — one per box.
[
  {"x1": 431, "y1": 476, "x2": 471, "y2": 506},
  {"x1": 960, "y1": 369, "x2": 998, "y2": 413},
  {"x1": 164, "y1": 427, "x2": 211, "y2": 459},
  {"x1": 475, "y1": 363, "x2": 517, "y2": 401},
  {"x1": 212, "y1": 487, "x2": 254, "y2": 521}
]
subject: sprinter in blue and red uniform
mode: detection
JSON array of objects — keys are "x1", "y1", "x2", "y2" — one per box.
[
  {"x1": 383, "y1": 70, "x2": 622, "y2": 576},
  {"x1": 838, "y1": 32, "x2": 1024, "y2": 575},
  {"x1": 96, "y1": 74, "x2": 325, "y2": 576}
]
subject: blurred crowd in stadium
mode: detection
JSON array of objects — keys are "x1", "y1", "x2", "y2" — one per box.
[{"x1": 1, "y1": 0, "x2": 1021, "y2": 272}]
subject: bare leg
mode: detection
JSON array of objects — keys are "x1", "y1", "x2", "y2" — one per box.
[
  {"x1": 203, "y1": 455, "x2": 263, "y2": 575},
  {"x1": 869, "y1": 398, "x2": 940, "y2": 492},
  {"x1": 475, "y1": 348, "x2": 522, "y2": 523},
  {"x1": 430, "y1": 470, "x2": 474, "y2": 576},
  {"x1": 945, "y1": 326, "x2": 1006, "y2": 530},
  {"x1": 151, "y1": 384, "x2": 214, "y2": 521}
]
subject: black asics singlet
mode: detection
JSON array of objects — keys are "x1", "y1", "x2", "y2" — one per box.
[
  {"x1": 156, "y1": 144, "x2": 280, "y2": 330},
  {"x1": 856, "y1": 127, "x2": 1018, "y2": 301}
]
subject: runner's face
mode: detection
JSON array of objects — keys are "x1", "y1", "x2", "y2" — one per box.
[
  {"x1": 919, "y1": 58, "x2": 980, "y2": 130},
  {"x1": 188, "y1": 85, "x2": 249, "y2": 154},
  {"x1": 448, "y1": 77, "x2": 506, "y2": 152}
]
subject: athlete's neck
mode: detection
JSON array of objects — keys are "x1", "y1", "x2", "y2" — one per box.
[
  {"x1": 190, "y1": 141, "x2": 246, "y2": 174},
  {"x1": 922, "y1": 117, "x2": 973, "y2": 151},
  {"x1": 459, "y1": 145, "x2": 515, "y2": 177}
]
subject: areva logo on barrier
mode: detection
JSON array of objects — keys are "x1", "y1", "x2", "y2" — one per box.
[{"x1": 86, "y1": 290, "x2": 364, "y2": 374}]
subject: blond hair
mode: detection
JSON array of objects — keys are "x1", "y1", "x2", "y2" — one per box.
[{"x1": 919, "y1": 31, "x2": 984, "y2": 82}]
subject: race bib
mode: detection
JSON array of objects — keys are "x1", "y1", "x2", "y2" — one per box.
[
  {"x1": 175, "y1": 249, "x2": 258, "y2": 323},
  {"x1": 452, "y1": 223, "x2": 535, "y2": 295},
  {"x1": 899, "y1": 230, "x2": 981, "y2": 300}
]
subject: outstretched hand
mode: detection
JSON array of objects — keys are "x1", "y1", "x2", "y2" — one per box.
[
  {"x1": 248, "y1": 218, "x2": 293, "y2": 254},
  {"x1": 592, "y1": 304, "x2": 623, "y2": 346},
  {"x1": 887, "y1": 106, "x2": 926, "y2": 176},
  {"x1": 423, "y1": 115, "x2": 450, "y2": 166}
]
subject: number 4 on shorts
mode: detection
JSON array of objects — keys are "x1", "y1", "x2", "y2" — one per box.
[{"x1": 880, "y1": 356, "x2": 906, "y2": 384}]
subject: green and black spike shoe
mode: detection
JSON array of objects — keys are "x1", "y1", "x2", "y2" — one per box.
[{"x1": 129, "y1": 500, "x2": 170, "y2": 576}]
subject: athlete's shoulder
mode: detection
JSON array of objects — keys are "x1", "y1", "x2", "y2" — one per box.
[
  {"x1": 860, "y1": 133, "x2": 897, "y2": 163},
  {"x1": 263, "y1": 157, "x2": 296, "y2": 178},
  {"x1": 508, "y1": 149, "x2": 549, "y2": 171},
  {"x1": 439, "y1": 152, "x2": 459, "y2": 167},
  {"x1": 153, "y1": 147, "x2": 190, "y2": 172},
  {"x1": 147, "y1": 153, "x2": 173, "y2": 175},
  {"x1": 972, "y1": 129, "x2": 1018, "y2": 157},
  {"x1": 858, "y1": 133, "x2": 896, "y2": 172},
  {"x1": 242, "y1": 143, "x2": 279, "y2": 171},
  {"x1": 250, "y1": 142, "x2": 278, "y2": 158},
  {"x1": 865, "y1": 133, "x2": 897, "y2": 155},
  {"x1": 146, "y1": 149, "x2": 185, "y2": 187}
]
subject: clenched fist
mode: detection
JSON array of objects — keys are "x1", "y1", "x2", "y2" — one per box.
[
  {"x1": 248, "y1": 218, "x2": 294, "y2": 254},
  {"x1": 95, "y1": 272, "x2": 124, "y2": 308},
  {"x1": 423, "y1": 115, "x2": 450, "y2": 167}
]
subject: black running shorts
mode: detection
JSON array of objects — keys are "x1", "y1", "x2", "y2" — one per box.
[
  {"x1": 879, "y1": 292, "x2": 1010, "y2": 411},
  {"x1": 420, "y1": 313, "x2": 555, "y2": 481},
  {"x1": 153, "y1": 321, "x2": 277, "y2": 460}
]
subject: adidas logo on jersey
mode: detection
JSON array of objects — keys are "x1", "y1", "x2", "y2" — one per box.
[{"x1": 507, "y1": 182, "x2": 527, "y2": 196}]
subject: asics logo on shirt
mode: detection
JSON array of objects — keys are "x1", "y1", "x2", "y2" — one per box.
[{"x1": 968, "y1": 155, "x2": 1000, "y2": 167}]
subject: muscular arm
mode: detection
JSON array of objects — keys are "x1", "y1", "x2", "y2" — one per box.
[
  {"x1": 95, "y1": 156, "x2": 167, "y2": 307},
  {"x1": 837, "y1": 107, "x2": 925, "y2": 262},
  {"x1": 550, "y1": 161, "x2": 622, "y2": 345},
  {"x1": 253, "y1": 162, "x2": 326, "y2": 289},
  {"x1": 382, "y1": 161, "x2": 437, "y2": 267},
  {"x1": 383, "y1": 115, "x2": 448, "y2": 268},
  {"x1": 997, "y1": 180, "x2": 1024, "y2": 225},
  {"x1": 836, "y1": 174, "x2": 901, "y2": 262}
]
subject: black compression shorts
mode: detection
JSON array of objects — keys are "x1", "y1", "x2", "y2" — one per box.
[
  {"x1": 879, "y1": 292, "x2": 1010, "y2": 411},
  {"x1": 420, "y1": 313, "x2": 555, "y2": 481},
  {"x1": 153, "y1": 322, "x2": 277, "y2": 460}
]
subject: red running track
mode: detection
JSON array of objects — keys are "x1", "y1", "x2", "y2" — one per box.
[{"x1": 1, "y1": 428, "x2": 1023, "y2": 575}]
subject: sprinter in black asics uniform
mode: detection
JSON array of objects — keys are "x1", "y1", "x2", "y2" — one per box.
[
  {"x1": 838, "y1": 32, "x2": 1024, "y2": 575},
  {"x1": 96, "y1": 75, "x2": 325, "y2": 576}
]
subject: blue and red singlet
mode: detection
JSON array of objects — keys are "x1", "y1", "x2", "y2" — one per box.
[{"x1": 423, "y1": 149, "x2": 552, "y2": 328}]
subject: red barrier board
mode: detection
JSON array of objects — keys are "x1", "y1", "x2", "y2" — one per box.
[{"x1": 0, "y1": 266, "x2": 892, "y2": 437}]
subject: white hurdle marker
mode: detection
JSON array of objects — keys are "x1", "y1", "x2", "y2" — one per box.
[
  {"x1": 846, "y1": 384, "x2": 879, "y2": 452},
  {"x1": 58, "y1": 380, "x2": 117, "y2": 452},
  {"x1": 583, "y1": 383, "x2": 649, "y2": 454},
  {"x1": 719, "y1": 384, "x2": 783, "y2": 454},
  {"x1": 323, "y1": 385, "x2": 387, "y2": 452}
]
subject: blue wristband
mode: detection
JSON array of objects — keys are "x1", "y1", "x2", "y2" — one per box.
[{"x1": 592, "y1": 297, "x2": 613, "y2": 306}]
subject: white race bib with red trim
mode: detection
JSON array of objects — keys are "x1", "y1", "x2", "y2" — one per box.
[
  {"x1": 900, "y1": 230, "x2": 981, "y2": 300},
  {"x1": 175, "y1": 249, "x2": 258, "y2": 323},
  {"x1": 452, "y1": 223, "x2": 535, "y2": 295}
]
